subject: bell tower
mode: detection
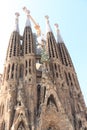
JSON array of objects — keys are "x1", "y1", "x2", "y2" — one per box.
[
  {"x1": 22, "y1": 7, "x2": 37, "y2": 130},
  {"x1": 0, "y1": 12, "x2": 21, "y2": 130}
]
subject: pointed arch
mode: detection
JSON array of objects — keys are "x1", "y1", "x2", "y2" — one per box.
[
  {"x1": 17, "y1": 121, "x2": 25, "y2": 130},
  {"x1": 43, "y1": 87, "x2": 64, "y2": 113},
  {"x1": 47, "y1": 94, "x2": 58, "y2": 111},
  {"x1": 11, "y1": 113, "x2": 29, "y2": 130}
]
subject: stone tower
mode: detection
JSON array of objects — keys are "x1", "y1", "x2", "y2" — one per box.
[{"x1": 0, "y1": 9, "x2": 87, "y2": 130}]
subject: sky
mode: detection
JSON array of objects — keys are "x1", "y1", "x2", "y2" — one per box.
[{"x1": 0, "y1": 0, "x2": 87, "y2": 105}]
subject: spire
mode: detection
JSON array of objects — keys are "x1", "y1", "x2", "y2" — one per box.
[
  {"x1": 45, "y1": 15, "x2": 52, "y2": 34},
  {"x1": 14, "y1": 12, "x2": 20, "y2": 32},
  {"x1": 23, "y1": 6, "x2": 31, "y2": 27},
  {"x1": 54, "y1": 23, "x2": 64, "y2": 43}
]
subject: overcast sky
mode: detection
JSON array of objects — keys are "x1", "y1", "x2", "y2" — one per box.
[{"x1": 0, "y1": 0, "x2": 87, "y2": 105}]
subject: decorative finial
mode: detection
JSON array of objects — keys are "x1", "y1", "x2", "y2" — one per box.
[
  {"x1": 15, "y1": 12, "x2": 20, "y2": 18},
  {"x1": 54, "y1": 23, "x2": 59, "y2": 30},
  {"x1": 55, "y1": 23, "x2": 61, "y2": 33},
  {"x1": 23, "y1": 6, "x2": 31, "y2": 27},
  {"x1": 26, "y1": 9, "x2": 30, "y2": 16},
  {"x1": 23, "y1": 6, "x2": 27, "y2": 12},
  {"x1": 45, "y1": 15, "x2": 50, "y2": 24},
  {"x1": 23, "y1": 6, "x2": 30, "y2": 16},
  {"x1": 14, "y1": 12, "x2": 20, "y2": 32},
  {"x1": 45, "y1": 15, "x2": 52, "y2": 33},
  {"x1": 45, "y1": 15, "x2": 49, "y2": 20},
  {"x1": 54, "y1": 23, "x2": 64, "y2": 43}
]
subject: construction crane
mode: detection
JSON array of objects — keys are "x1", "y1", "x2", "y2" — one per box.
[{"x1": 23, "y1": 6, "x2": 41, "y2": 36}]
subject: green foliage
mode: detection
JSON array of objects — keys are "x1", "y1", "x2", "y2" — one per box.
[{"x1": 41, "y1": 46, "x2": 49, "y2": 63}]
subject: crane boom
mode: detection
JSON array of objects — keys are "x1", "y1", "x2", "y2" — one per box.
[
  {"x1": 23, "y1": 6, "x2": 41, "y2": 36},
  {"x1": 29, "y1": 15, "x2": 41, "y2": 36}
]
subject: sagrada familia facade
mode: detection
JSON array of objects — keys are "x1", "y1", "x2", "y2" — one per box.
[{"x1": 0, "y1": 7, "x2": 87, "y2": 130}]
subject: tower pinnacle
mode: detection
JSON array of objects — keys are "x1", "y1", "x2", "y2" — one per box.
[
  {"x1": 45, "y1": 15, "x2": 52, "y2": 33},
  {"x1": 23, "y1": 6, "x2": 31, "y2": 27},
  {"x1": 54, "y1": 23, "x2": 64, "y2": 43},
  {"x1": 14, "y1": 12, "x2": 20, "y2": 32}
]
